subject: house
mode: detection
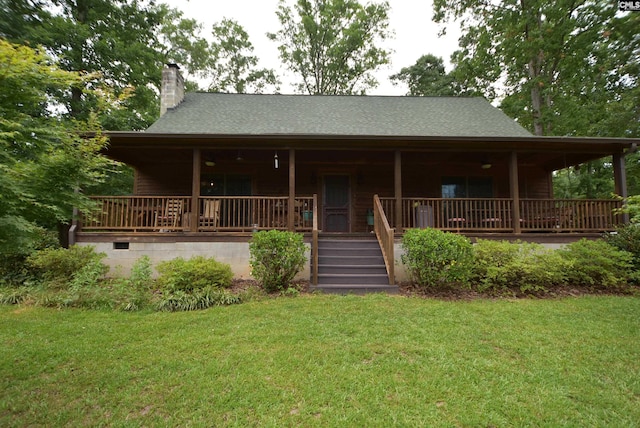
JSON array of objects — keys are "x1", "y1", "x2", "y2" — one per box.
[{"x1": 74, "y1": 64, "x2": 637, "y2": 288}]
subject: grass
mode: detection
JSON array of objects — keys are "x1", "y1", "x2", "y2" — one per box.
[{"x1": 1, "y1": 295, "x2": 639, "y2": 426}]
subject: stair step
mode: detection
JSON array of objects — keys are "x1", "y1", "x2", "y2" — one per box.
[
  {"x1": 317, "y1": 273, "x2": 390, "y2": 285},
  {"x1": 314, "y1": 235, "x2": 393, "y2": 293},
  {"x1": 318, "y1": 248, "x2": 382, "y2": 256},
  {"x1": 311, "y1": 284, "x2": 399, "y2": 295},
  {"x1": 319, "y1": 239, "x2": 378, "y2": 245},
  {"x1": 318, "y1": 264, "x2": 388, "y2": 275},
  {"x1": 319, "y1": 241, "x2": 378, "y2": 247},
  {"x1": 318, "y1": 256, "x2": 385, "y2": 266}
]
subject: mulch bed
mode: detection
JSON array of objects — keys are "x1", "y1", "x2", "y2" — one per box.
[
  {"x1": 397, "y1": 283, "x2": 639, "y2": 300},
  {"x1": 232, "y1": 279, "x2": 639, "y2": 301}
]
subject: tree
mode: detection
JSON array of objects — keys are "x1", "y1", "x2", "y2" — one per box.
[
  {"x1": 206, "y1": 18, "x2": 280, "y2": 93},
  {"x1": 0, "y1": 0, "x2": 48, "y2": 43},
  {"x1": 1, "y1": 0, "x2": 212, "y2": 131},
  {"x1": 1, "y1": 1, "x2": 217, "y2": 198},
  {"x1": 433, "y1": 0, "x2": 639, "y2": 137},
  {"x1": 0, "y1": 40, "x2": 115, "y2": 251},
  {"x1": 390, "y1": 54, "x2": 472, "y2": 96},
  {"x1": 553, "y1": 161, "x2": 615, "y2": 199},
  {"x1": 268, "y1": 0, "x2": 392, "y2": 95}
]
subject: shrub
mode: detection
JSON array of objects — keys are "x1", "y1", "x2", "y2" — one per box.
[
  {"x1": 110, "y1": 256, "x2": 155, "y2": 311},
  {"x1": 558, "y1": 239, "x2": 633, "y2": 288},
  {"x1": 127, "y1": 255, "x2": 154, "y2": 290},
  {"x1": 472, "y1": 240, "x2": 570, "y2": 294},
  {"x1": 26, "y1": 245, "x2": 108, "y2": 289},
  {"x1": 0, "y1": 286, "x2": 30, "y2": 305},
  {"x1": 0, "y1": 228, "x2": 59, "y2": 287},
  {"x1": 155, "y1": 287, "x2": 241, "y2": 312},
  {"x1": 249, "y1": 230, "x2": 306, "y2": 292},
  {"x1": 401, "y1": 228, "x2": 473, "y2": 288},
  {"x1": 605, "y1": 224, "x2": 640, "y2": 274},
  {"x1": 156, "y1": 256, "x2": 233, "y2": 293}
]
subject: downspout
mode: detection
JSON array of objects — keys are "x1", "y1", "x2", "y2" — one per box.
[
  {"x1": 68, "y1": 187, "x2": 81, "y2": 246},
  {"x1": 68, "y1": 207, "x2": 79, "y2": 246}
]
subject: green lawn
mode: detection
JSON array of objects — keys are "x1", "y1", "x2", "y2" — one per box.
[{"x1": 1, "y1": 295, "x2": 639, "y2": 426}]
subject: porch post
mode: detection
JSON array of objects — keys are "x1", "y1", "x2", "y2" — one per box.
[
  {"x1": 191, "y1": 148, "x2": 201, "y2": 232},
  {"x1": 288, "y1": 148, "x2": 296, "y2": 231},
  {"x1": 394, "y1": 150, "x2": 402, "y2": 231},
  {"x1": 509, "y1": 151, "x2": 522, "y2": 234},
  {"x1": 613, "y1": 152, "x2": 630, "y2": 224}
]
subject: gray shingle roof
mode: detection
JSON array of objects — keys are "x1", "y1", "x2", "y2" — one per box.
[{"x1": 146, "y1": 93, "x2": 532, "y2": 137}]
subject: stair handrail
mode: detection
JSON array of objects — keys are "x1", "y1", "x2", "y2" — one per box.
[
  {"x1": 373, "y1": 194, "x2": 395, "y2": 285},
  {"x1": 312, "y1": 194, "x2": 319, "y2": 285}
]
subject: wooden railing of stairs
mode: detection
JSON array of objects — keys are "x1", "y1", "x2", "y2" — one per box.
[
  {"x1": 373, "y1": 194, "x2": 395, "y2": 285},
  {"x1": 312, "y1": 194, "x2": 319, "y2": 286}
]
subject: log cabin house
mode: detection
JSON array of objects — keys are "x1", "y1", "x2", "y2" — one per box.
[{"x1": 74, "y1": 64, "x2": 637, "y2": 290}]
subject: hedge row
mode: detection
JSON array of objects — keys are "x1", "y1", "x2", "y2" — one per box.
[{"x1": 402, "y1": 226, "x2": 639, "y2": 293}]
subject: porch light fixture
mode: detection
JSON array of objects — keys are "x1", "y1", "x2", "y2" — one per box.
[
  {"x1": 205, "y1": 156, "x2": 216, "y2": 167},
  {"x1": 481, "y1": 160, "x2": 492, "y2": 169},
  {"x1": 274, "y1": 151, "x2": 279, "y2": 169},
  {"x1": 236, "y1": 150, "x2": 244, "y2": 162}
]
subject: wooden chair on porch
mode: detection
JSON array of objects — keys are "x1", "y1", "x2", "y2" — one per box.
[
  {"x1": 556, "y1": 206, "x2": 575, "y2": 231},
  {"x1": 199, "y1": 199, "x2": 220, "y2": 231},
  {"x1": 155, "y1": 199, "x2": 183, "y2": 231}
]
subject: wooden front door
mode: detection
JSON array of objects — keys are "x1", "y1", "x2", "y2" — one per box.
[{"x1": 323, "y1": 175, "x2": 350, "y2": 232}]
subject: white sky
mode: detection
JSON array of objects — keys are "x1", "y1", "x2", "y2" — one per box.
[{"x1": 162, "y1": 0, "x2": 462, "y2": 95}]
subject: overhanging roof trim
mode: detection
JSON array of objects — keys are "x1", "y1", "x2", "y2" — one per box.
[{"x1": 105, "y1": 131, "x2": 638, "y2": 147}]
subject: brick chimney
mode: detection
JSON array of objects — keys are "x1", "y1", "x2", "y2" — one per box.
[{"x1": 160, "y1": 63, "x2": 184, "y2": 116}]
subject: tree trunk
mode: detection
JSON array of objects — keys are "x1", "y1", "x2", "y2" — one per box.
[{"x1": 529, "y1": 61, "x2": 544, "y2": 136}]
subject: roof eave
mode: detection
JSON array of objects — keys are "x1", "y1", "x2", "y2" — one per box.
[{"x1": 104, "y1": 131, "x2": 637, "y2": 152}]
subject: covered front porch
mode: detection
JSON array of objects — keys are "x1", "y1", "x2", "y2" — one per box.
[
  {"x1": 73, "y1": 135, "x2": 634, "y2": 285},
  {"x1": 75, "y1": 134, "x2": 632, "y2": 239}
]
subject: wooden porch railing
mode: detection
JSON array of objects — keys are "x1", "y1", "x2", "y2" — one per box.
[
  {"x1": 82, "y1": 196, "x2": 193, "y2": 232},
  {"x1": 82, "y1": 196, "x2": 315, "y2": 232},
  {"x1": 519, "y1": 199, "x2": 622, "y2": 232},
  {"x1": 380, "y1": 197, "x2": 623, "y2": 233},
  {"x1": 373, "y1": 195, "x2": 395, "y2": 285},
  {"x1": 82, "y1": 196, "x2": 622, "y2": 234}
]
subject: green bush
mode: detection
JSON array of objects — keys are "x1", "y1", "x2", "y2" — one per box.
[
  {"x1": 472, "y1": 240, "x2": 570, "y2": 294},
  {"x1": 155, "y1": 287, "x2": 241, "y2": 312},
  {"x1": 113, "y1": 256, "x2": 155, "y2": 311},
  {"x1": 558, "y1": 239, "x2": 634, "y2": 288},
  {"x1": 156, "y1": 256, "x2": 233, "y2": 293},
  {"x1": 0, "y1": 228, "x2": 59, "y2": 287},
  {"x1": 0, "y1": 286, "x2": 31, "y2": 305},
  {"x1": 26, "y1": 245, "x2": 108, "y2": 289},
  {"x1": 605, "y1": 224, "x2": 640, "y2": 274},
  {"x1": 127, "y1": 255, "x2": 154, "y2": 290},
  {"x1": 401, "y1": 228, "x2": 473, "y2": 288},
  {"x1": 249, "y1": 230, "x2": 306, "y2": 292}
]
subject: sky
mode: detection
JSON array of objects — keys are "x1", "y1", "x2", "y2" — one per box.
[{"x1": 162, "y1": 0, "x2": 462, "y2": 95}]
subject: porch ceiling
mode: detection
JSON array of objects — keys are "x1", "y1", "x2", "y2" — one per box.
[{"x1": 104, "y1": 133, "x2": 635, "y2": 171}]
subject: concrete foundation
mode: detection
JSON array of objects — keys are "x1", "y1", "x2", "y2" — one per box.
[{"x1": 79, "y1": 241, "x2": 311, "y2": 281}]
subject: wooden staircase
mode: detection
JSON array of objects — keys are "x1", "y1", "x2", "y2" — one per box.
[{"x1": 312, "y1": 235, "x2": 398, "y2": 294}]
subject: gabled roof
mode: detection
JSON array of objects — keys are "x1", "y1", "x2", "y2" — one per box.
[{"x1": 145, "y1": 93, "x2": 533, "y2": 138}]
